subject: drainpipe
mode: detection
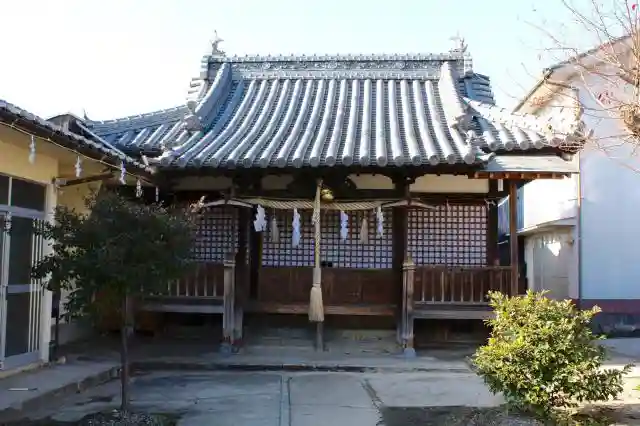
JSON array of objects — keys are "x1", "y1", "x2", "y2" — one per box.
[{"x1": 576, "y1": 153, "x2": 583, "y2": 308}]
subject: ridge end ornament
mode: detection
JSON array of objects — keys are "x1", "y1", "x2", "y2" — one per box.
[
  {"x1": 450, "y1": 32, "x2": 468, "y2": 54},
  {"x1": 210, "y1": 30, "x2": 225, "y2": 56}
]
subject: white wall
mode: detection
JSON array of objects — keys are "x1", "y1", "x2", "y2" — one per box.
[
  {"x1": 576, "y1": 72, "x2": 640, "y2": 300},
  {"x1": 520, "y1": 85, "x2": 579, "y2": 229},
  {"x1": 498, "y1": 85, "x2": 580, "y2": 236},
  {"x1": 498, "y1": 177, "x2": 578, "y2": 235},
  {"x1": 515, "y1": 70, "x2": 640, "y2": 301},
  {"x1": 524, "y1": 229, "x2": 577, "y2": 300}
]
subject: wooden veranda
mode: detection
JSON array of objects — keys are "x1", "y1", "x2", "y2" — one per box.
[{"x1": 138, "y1": 177, "x2": 525, "y2": 352}]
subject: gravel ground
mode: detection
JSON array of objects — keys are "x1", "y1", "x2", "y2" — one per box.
[
  {"x1": 10, "y1": 405, "x2": 640, "y2": 425},
  {"x1": 3, "y1": 411, "x2": 177, "y2": 426},
  {"x1": 380, "y1": 406, "x2": 543, "y2": 426}
]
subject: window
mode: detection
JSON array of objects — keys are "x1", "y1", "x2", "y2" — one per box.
[
  {"x1": 8, "y1": 217, "x2": 35, "y2": 285},
  {"x1": 10, "y1": 178, "x2": 46, "y2": 211},
  {"x1": 0, "y1": 175, "x2": 8, "y2": 205}
]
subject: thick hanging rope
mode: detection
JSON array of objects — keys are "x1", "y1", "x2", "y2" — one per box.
[
  {"x1": 308, "y1": 181, "x2": 324, "y2": 323},
  {"x1": 200, "y1": 197, "x2": 435, "y2": 212}
]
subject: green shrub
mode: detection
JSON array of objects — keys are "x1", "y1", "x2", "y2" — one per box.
[{"x1": 473, "y1": 291, "x2": 632, "y2": 419}]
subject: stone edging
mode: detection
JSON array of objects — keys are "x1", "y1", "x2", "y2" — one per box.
[
  {"x1": 129, "y1": 360, "x2": 472, "y2": 374},
  {"x1": 0, "y1": 366, "x2": 120, "y2": 423}
]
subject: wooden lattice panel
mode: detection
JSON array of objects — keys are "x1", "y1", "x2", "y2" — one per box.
[
  {"x1": 193, "y1": 207, "x2": 239, "y2": 262},
  {"x1": 321, "y1": 209, "x2": 393, "y2": 269},
  {"x1": 408, "y1": 204, "x2": 487, "y2": 266},
  {"x1": 261, "y1": 209, "x2": 393, "y2": 269},
  {"x1": 262, "y1": 209, "x2": 314, "y2": 267}
]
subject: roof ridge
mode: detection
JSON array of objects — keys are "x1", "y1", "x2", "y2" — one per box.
[
  {"x1": 88, "y1": 105, "x2": 187, "y2": 126},
  {"x1": 206, "y1": 52, "x2": 468, "y2": 63}
]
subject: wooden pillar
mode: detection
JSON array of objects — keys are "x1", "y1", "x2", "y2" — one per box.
[
  {"x1": 236, "y1": 209, "x2": 249, "y2": 273},
  {"x1": 392, "y1": 178, "x2": 409, "y2": 344},
  {"x1": 248, "y1": 207, "x2": 262, "y2": 300},
  {"x1": 486, "y1": 180, "x2": 499, "y2": 265},
  {"x1": 508, "y1": 180, "x2": 519, "y2": 296},
  {"x1": 392, "y1": 206, "x2": 408, "y2": 296},
  {"x1": 247, "y1": 177, "x2": 262, "y2": 301},
  {"x1": 222, "y1": 258, "x2": 236, "y2": 353},
  {"x1": 236, "y1": 208, "x2": 249, "y2": 299},
  {"x1": 401, "y1": 258, "x2": 416, "y2": 357},
  {"x1": 234, "y1": 208, "x2": 249, "y2": 349}
]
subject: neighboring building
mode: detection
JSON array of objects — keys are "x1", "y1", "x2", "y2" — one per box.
[
  {"x1": 499, "y1": 37, "x2": 640, "y2": 334},
  {"x1": 497, "y1": 171, "x2": 578, "y2": 300},
  {"x1": 56, "y1": 38, "x2": 584, "y2": 350},
  {"x1": 0, "y1": 100, "x2": 150, "y2": 373}
]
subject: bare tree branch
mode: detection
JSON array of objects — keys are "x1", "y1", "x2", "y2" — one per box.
[{"x1": 522, "y1": 0, "x2": 640, "y2": 164}]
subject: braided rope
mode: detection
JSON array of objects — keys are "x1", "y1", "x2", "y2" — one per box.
[
  {"x1": 313, "y1": 184, "x2": 321, "y2": 283},
  {"x1": 309, "y1": 182, "x2": 324, "y2": 322},
  {"x1": 200, "y1": 197, "x2": 435, "y2": 213},
  {"x1": 238, "y1": 198, "x2": 397, "y2": 211}
]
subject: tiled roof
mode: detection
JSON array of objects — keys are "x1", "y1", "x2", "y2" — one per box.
[
  {"x1": 85, "y1": 51, "x2": 582, "y2": 169},
  {"x1": 0, "y1": 100, "x2": 151, "y2": 173}
]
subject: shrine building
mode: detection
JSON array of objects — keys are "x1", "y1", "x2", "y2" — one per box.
[{"x1": 52, "y1": 36, "x2": 585, "y2": 351}]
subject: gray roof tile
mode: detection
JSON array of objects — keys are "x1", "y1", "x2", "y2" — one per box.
[
  {"x1": 84, "y1": 53, "x2": 581, "y2": 169},
  {"x1": 0, "y1": 99, "x2": 150, "y2": 172}
]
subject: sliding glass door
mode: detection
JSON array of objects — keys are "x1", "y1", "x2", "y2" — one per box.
[{"x1": 0, "y1": 175, "x2": 47, "y2": 370}]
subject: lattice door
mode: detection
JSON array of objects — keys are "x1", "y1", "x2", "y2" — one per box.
[
  {"x1": 408, "y1": 204, "x2": 487, "y2": 266},
  {"x1": 262, "y1": 209, "x2": 314, "y2": 267},
  {"x1": 321, "y1": 209, "x2": 393, "y2": 268},
  {"x1": 193, "y1": 207, "x2": 239, "y2": 262},
  {"x1": 261, "y1": 208, "x2": 393, "y2": 269}
]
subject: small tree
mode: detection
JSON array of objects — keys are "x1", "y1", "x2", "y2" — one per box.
[
  {"x1": 473, "y1": 291, "x2": 632, "y2": 420},
  {"x1": 32, "y1": 190, "x2": 198, "y2": 412}
]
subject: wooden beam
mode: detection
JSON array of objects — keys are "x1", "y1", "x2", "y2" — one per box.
[
  {"x1": 53, "y1": 172, "x2": 114, "y2": 187},
  {"x1": 157, "y1": 163, "x2": 483, "y2": 182},
  {"x1": 473, "y1": 171, "x2": 570, "y2": 180},
  {"x1": 508, "y1": 180, "x2": 519, "y2": 297},
  {"x1": 172, "y1": 189, "x2": 502, "y2": 205}
]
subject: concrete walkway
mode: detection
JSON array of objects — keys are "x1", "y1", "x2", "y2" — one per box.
[
  {"x1": 603, "y1": 337, "x2": 640, "y2": 360},
  {"x1": 0, "y1": 339, "x2": 474, "y2": 423},
  {"x1": 21, "y1": 370, "x2": 505, "y2": 426},
  {"x1": 2, "y1": 337, "x2": 638, "y2": 425}
]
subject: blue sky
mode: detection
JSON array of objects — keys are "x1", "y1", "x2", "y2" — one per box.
[{"x1": 0, "y1": 0, "x2": 582, "y2": 120}]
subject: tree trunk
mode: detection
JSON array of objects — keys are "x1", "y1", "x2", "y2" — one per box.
[{"x1": 120, "y1": 294, "x2": 131, "y2": 412}]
